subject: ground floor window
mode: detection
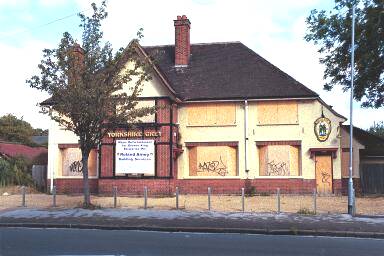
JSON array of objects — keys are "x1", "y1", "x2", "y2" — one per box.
[
  {"x1": 59, "y1": 147, "x2": 97, "y2": 177},
  {"x1": 188, "y1": 144, "x2": 238, "y2": 177},
  {"x1": 258, "y1": 144, "x2": 301, "y2": 176}
]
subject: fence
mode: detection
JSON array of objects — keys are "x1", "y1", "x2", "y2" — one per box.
[
  {"x1": 361, "y1": 163, "x2": 384, "y2": 194},
  {"x1": 2, "y1": 186, "x2": 382, "y2": 215},
  {"x1": 31, "y1": 165, "x2": 47, "y2": 191}
]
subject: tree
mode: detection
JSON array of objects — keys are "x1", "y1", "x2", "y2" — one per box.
[
  {"x1": 368, "y1": 121, "x2": 384, "y2": 138},
  {"x1": 305, "y1": 0, "x2": 384, "y2": 108},
  {"x1": 27, "y1": 1, "x2": 154, "y2": 207},
  {"x1": 0, "y1": 114, "x2": 35, "y2": 146},
  {"x1": 32, "y1": 128, "x2": 48, "y2": 136}
]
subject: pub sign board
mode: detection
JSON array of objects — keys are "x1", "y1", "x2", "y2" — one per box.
[
  {"x1": 314, "y1": 116, "x2": 332, "y2": 142},
  {"x1": 115, "y1": 140, "x2": 155, "y2": 174}
]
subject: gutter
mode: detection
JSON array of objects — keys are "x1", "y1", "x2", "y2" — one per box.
[{"x1": 183, "y1": 97, "x2": 318, "y2": 103}]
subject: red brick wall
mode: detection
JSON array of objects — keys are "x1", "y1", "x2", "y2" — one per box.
[
  {"x1": 48, "y1": 179, "x2": 98, "y2": 194},
  {"x1": 46, "y1": 177, "x2": 360, "y2": 196},
  {"x1": 54, "y1": 178, "x2": 320, "y2": 196},
  {"x1": 156, "y1": 99, "x2": 171, "y2": 124},
  {"x1": 340, "y1": 178, "x2": 361, "y2": 196},
  {"x1": 100, "y1": 145, "x2": 113, "y2": 177},
  {"x1": 98, "y1": 179, "x2": 175, "y2": 196}
]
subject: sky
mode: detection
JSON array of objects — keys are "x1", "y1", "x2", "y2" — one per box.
[{"x1": 0, "y1": 0, "x2": 383, "y2": 130}]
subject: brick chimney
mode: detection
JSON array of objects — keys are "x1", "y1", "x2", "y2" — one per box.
[
  {"x1": 68, "y1": 43, "x2": 84, "y2": 87},
  {"x1": 174, "y1": 15, "x2": 191, "y2": 66}
]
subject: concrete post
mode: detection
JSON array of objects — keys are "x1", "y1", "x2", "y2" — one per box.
[
  {"x1": 313, "y1": 188, "x2": 317, "y2": 214},
  {"x1": 352, "y1": 188, "x2": 356, "y2": 216},
  {"x1": 21, "y1": 186, "x2": 26, "y2": 207},
  {"x1": 208, "y1": 187, "x2": 211, "y2": 211},
  {"x1": 113, "y1": 186, "x2": 117, "y2": 208},
  {"x1": 277, "y1": 188, "x2": 281, "y2": 214},
  {"x1": 241, "y1": 187, "x2": 245, "y2": 212},
  {"x1": 52, "y1": 185, "x2": 57, "y2": 207},
  {"x1": 144, "y1": 186, "x2": 148, "y2": 209},
  {"x1": 175, "y1": 187, "x2": 179, "y2": 210}
]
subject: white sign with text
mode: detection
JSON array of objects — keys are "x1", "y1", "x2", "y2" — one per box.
[{"x1": 115, "y1": 140, "x2": 155, "y2": 174}]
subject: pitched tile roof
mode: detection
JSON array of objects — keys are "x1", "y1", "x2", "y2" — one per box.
[
  {"x1": 143, "y1": 42, "x2": 318, "y2": 101},
  {"x1": 342, "y1": 125, "x2": 384, "y2": 157}
]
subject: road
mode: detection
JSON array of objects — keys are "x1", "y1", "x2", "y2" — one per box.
[{"x1": 1, "y1": 227, "x2": 384, "y2": 256}]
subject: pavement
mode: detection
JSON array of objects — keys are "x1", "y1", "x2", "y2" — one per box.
[{"x1": 1, "y1": 207, "x2": 384, "y2": 238}]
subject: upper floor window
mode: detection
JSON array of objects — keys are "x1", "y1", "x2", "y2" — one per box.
[
  {"x1": 257, "y1": 101, "x2": 298, "y2": 125},
  {"x1": 187, "y1": 103, "x2": 236, "y2": 126}
]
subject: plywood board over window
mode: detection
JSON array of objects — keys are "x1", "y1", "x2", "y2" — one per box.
[
  {"x1": 189, "y1": 146, "x2": 237, "y2": 177},
  {"x1": 257, "y1": 101, "x2": 298, "y2": 125},
  {"x1": 258, "y1": 144, "x2": 300, "y2": 176},
  {"x1": 187, "y1": 103, "x2": 236, "y2": 126},
  {"x1": 341, "y1": 151, "x2": 350, "y2": 178},
  {"x1": 61, "y1": 148, "x2": 97, "y2": 177}
]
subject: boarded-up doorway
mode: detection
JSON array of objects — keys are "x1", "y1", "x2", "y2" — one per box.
[{"x1": 315, "y1": 154, "x2": 333, "y2": 194}]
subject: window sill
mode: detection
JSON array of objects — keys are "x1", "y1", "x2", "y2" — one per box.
[
  {"x1": 53, "y1": 176, "x2": 98, "y2": 179},
  {"x1": 254, "y1": 176, "x2": 303, "y2": 179},
  {"x1": 183, "y1": 176, "x2": 240, "y2": 179}
]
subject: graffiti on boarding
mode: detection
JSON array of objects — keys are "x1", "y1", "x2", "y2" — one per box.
[
  {"x1": 321, "y1": 171, "x2": 331, "y2": 185},
  {"x1": 198, "y1": 156, "x2": 228, "y2": 176},
  {"x1": 267, "y1": 160, "x2": 289, "y2": 176},
  {"x1": 69, "y1": 161, "x2": 83, "y2": 173}
]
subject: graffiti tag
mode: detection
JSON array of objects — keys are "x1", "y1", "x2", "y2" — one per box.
[
  {"x1": 321, "y1": 171, "x2": 331, "y2": 185},
  {"x1": 198, "y1": 156, "x2": 228, "y2": 176},
  {"x1": 267, "y1": 160, "x2": 289, "y2": 176},
  {"x1": 69, "y1": 161, "x2": 83, "y2": 173}
]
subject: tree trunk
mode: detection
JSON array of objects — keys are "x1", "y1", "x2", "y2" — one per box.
[{"x1": 81, "y1": 150, "x2": 91, "y2": 207}]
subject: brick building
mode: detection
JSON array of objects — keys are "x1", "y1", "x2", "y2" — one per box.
[{"x1": 45, "y1": 15, "x2": 355, "y2": 195}]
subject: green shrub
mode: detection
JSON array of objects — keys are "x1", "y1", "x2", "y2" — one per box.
[
  {"x1": 297, "y1": 207, "x2": 316, "y2": 215},
  {"x1": 0, "y1": 158, "x2": 13, "y2": 186},
  {"x1": 245, "y1": 186, "x2": 256, "y2": 197},
  {"x1": 0, "y1": 157, "x2": 34, "y2": 187}
]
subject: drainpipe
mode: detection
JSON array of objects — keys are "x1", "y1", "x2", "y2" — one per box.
[{"x1": 244, "y1": 100, "x2": 249, "y2": 178}]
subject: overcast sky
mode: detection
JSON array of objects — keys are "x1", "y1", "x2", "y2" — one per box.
[{"x1": 0, "y1": 0, "x2": 383, "y2": 129}]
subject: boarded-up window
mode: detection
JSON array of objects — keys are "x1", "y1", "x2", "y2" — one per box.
[
  {"x1": 341, "y1": 151, "x2": 350, "y2": 178},
  {"x1": 187, "y1": 103, "x2": 236, "y2": 126},
  {"x1": 189, "y1": 146, "x2": 237, "y2": 177},
  {"x1": 258, "y1": 145, "x2": 300, "y2": 176},
  {"x1": 257, "y1": 101, "x2": 298, "y2": 125},
  {"x1": 60, "y1": 148, "x2": 97, "y2": 177}
]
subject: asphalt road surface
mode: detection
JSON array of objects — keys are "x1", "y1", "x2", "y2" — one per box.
[{"x1": 1, "y1": 227, "x2": 384, "y2": 256}]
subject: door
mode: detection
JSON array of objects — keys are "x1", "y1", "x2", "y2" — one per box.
[{"x1": 315, "y1": 154, "x2": 333, "y2": 194}]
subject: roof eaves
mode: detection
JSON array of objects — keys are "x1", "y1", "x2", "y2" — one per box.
[
  {"x1": 318, "y1": 98, "x2": 347, "y2": 121},
  {"x1": 135, "y1": 43, "x2": 182, "y2": 103},
  {"x1": 183, "y1": 95, "x2": 319, "y2": 102}
]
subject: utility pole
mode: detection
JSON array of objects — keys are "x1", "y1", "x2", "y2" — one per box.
[{"x1": 348, "y1": 4, "x2": 356, "y2": 215}]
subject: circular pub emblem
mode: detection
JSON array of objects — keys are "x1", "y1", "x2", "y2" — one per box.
[{"x1": 314, "y1": 117, "x2": 331, "y2": 142}]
